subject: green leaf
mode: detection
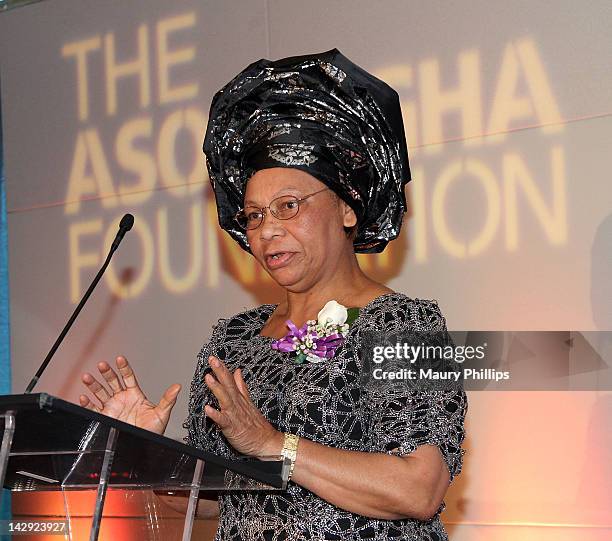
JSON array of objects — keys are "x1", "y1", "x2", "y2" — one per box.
[
  {"x1": 345, "y1": 307, "x2": 360, "y2": 326},
  {"x1": 295, "y1": 352, "x2": 307, "y2": 364}
]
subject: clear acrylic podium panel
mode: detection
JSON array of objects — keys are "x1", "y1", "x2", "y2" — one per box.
[
  {"x1": 0, "y1": 394, "x2": 288, "y2": 540},
  {"x1": 0, "y1": 393, "x2": 286, "y2": 492}
]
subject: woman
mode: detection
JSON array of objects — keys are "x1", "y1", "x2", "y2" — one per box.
[{"x1": 80, "y1": 49, "x2": 467, "y2": 540}]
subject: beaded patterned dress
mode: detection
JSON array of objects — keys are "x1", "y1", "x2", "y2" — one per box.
[{"x1": 184, "y1": 292, "x2": 467, "y2": 540}]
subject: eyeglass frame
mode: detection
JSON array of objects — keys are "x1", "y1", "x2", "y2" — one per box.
[{"x1": 234, "y1": 187, "x2": 331, "y2": 230}]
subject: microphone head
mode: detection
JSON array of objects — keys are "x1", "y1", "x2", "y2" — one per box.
[{"x1": 119, "y1": 213, "x2": 135, "y2": 231}]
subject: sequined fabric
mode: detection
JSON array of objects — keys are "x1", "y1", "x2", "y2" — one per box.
[
  {"x1": 202, "y1": 48, "x2": 411, "y2": 254},
  {"x1": 184, "y1": 292, "x2": 467, "y2": 540}
]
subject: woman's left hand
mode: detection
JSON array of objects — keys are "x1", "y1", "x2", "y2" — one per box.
[{"x1": 204, "y1": 355, "x2": 283, "y2": 457}]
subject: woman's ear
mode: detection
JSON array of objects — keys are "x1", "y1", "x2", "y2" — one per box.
[{"x1": 341, "y1": 200, "x2": 358, "y2": 228}]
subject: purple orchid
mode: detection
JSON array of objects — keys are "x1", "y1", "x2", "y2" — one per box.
[{"x1": 271, "y1": 319, "x2": 347, "y2": 364}]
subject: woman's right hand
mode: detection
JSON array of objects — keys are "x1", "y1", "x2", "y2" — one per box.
[{"x1": 79, "y1": 355, "x2": 181, "y2": 435}]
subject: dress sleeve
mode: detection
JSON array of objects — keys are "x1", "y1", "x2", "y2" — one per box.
[
  {"x1": 183, "y1": 318, "x2": 228, "y2": 450},
  {"x1": 366, "y1": 298, "x2": 468, "y2": 484}
]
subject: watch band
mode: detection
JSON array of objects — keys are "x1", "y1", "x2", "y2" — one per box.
[{"x1": 281, "y1": 433, "x2": 300, "y2": 481}]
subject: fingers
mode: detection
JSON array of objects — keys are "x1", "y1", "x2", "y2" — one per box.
[
  {"x1": 206, "y1": 358, "x2": 254, "y2": 412},
  {"x1": 98, "y1": 361, "x2": 124, "y2": 394},
  {"x1": 204, "y1": 404, "x2": 229, "y2": 429},
  {"x1": 81, "y1": 371, "x2": 112, "y2": 405},
  {"x1": 204, "y1": 372, "x2": 232, "y2": 408},
  {"x1": 157, "y1": 384, "x2": 181, "y2": 415},
  {"x1": 208, "y1": 356, "x2": 236, "y2": 388},
  {"x1": 234, "y1": 369, "x2": 252, "y2": 401},
  {"x1": 115, "y1": 356, "x2": 140, "y2": 390},
  {"x1": 205, "y1": 357, "x2": 235, "y2": 408},
  {"x1": 79, "y1": 394, "x2": 101, "y2": 413},
  {"x1": 205, "y1": 363, "x2": 254, "y2": 432},
  {"x1": 80, "y1": 355, "x2": 136, "y2": 409}
]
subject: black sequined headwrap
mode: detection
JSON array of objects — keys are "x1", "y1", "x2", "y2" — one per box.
[{"x1": 203, "y1": 48, "x2": 411, "y2": 253}]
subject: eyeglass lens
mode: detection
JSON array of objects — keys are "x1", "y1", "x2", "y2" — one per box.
[{"x1": 237, "y1": 195, "x2": 300, "y2": 230}]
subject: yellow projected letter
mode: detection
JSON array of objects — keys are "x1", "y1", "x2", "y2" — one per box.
[
  {"x1": 104, "y1": 24, "x2": 151, "y2": 116},
  {"x1": 157, "y1": 12, "x2": 199, "y2": 104},
  {"x1": 61, "y1": 37, "x2": 101, "y2": 122},
  {"x1": 157, "y1": 203, "x2": 203, "y2": 293},
  {"x1": 65, "y1": 130, "x2": 118, "y2": 215},
  {"x1": 222, "y1": 237, "x2": 261, "y2": 284},
  {"x1": 69, "y1": 219, "x2": 102, "y2": 303},
  {"x1": 104, "y1": 216, "x2": 154, "y2": 298},
  {"x1": 516, "y1": 39, "x2": 562, "y2": 133},
  {"x1": 488, "y1": 38, "x2": 562, "y2": 139},
  {"x1": 420, "y1": 50, "x2": 482, "y2": 152},
  {"x1": 158, "y1": 108, "x2": 206, "y2": 196},
  {"x1": 504, "y1": 146, "x2": 567, "y2": 250},
  {"x1": 116, "y1": 117, "x2": 156, "y2": 205},
  {"x1": 433, "y1": 159, "x2": 500, "y2": 258}
]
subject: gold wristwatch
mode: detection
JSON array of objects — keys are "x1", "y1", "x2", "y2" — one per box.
[{"x1": 281, "y1": 433, "x2": 300, "y2": 481}]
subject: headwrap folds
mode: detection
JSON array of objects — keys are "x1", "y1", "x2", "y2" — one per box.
[{"x1": 203, "y1": 48, "x2": 411, "y2": 253}]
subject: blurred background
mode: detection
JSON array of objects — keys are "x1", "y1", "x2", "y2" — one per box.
[{"x1": 0, "y1": 0, "x2": 610, "y2": 539}]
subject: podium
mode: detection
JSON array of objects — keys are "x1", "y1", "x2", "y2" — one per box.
[{"x1": 0, "y1": 393, "x2": 288, "y2": 540}]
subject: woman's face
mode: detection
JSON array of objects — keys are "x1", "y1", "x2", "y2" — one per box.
[{"x1": 244, "y1": 168, "x2": 357, "y2": 292}]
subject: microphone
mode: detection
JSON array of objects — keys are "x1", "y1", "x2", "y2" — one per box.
[
  {"x1": 24, "y1": 214, "x2": 135, "y2": 394},
  {"x1": 111, "y1": 213, "x2": 134, "y2": 252}
]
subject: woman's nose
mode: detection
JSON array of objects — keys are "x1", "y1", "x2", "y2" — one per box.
[{"x1": 258, "y1": 210, "x2": 286, "y2": 240}]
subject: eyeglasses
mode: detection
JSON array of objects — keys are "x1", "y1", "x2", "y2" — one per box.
[{"x1": 235, "y1": 187, "x2": 331, "y2": 231}]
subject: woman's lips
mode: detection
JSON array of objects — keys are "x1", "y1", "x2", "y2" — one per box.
[{"x1": 265, "y1": 252, "x2": 295, "y2": 269}]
